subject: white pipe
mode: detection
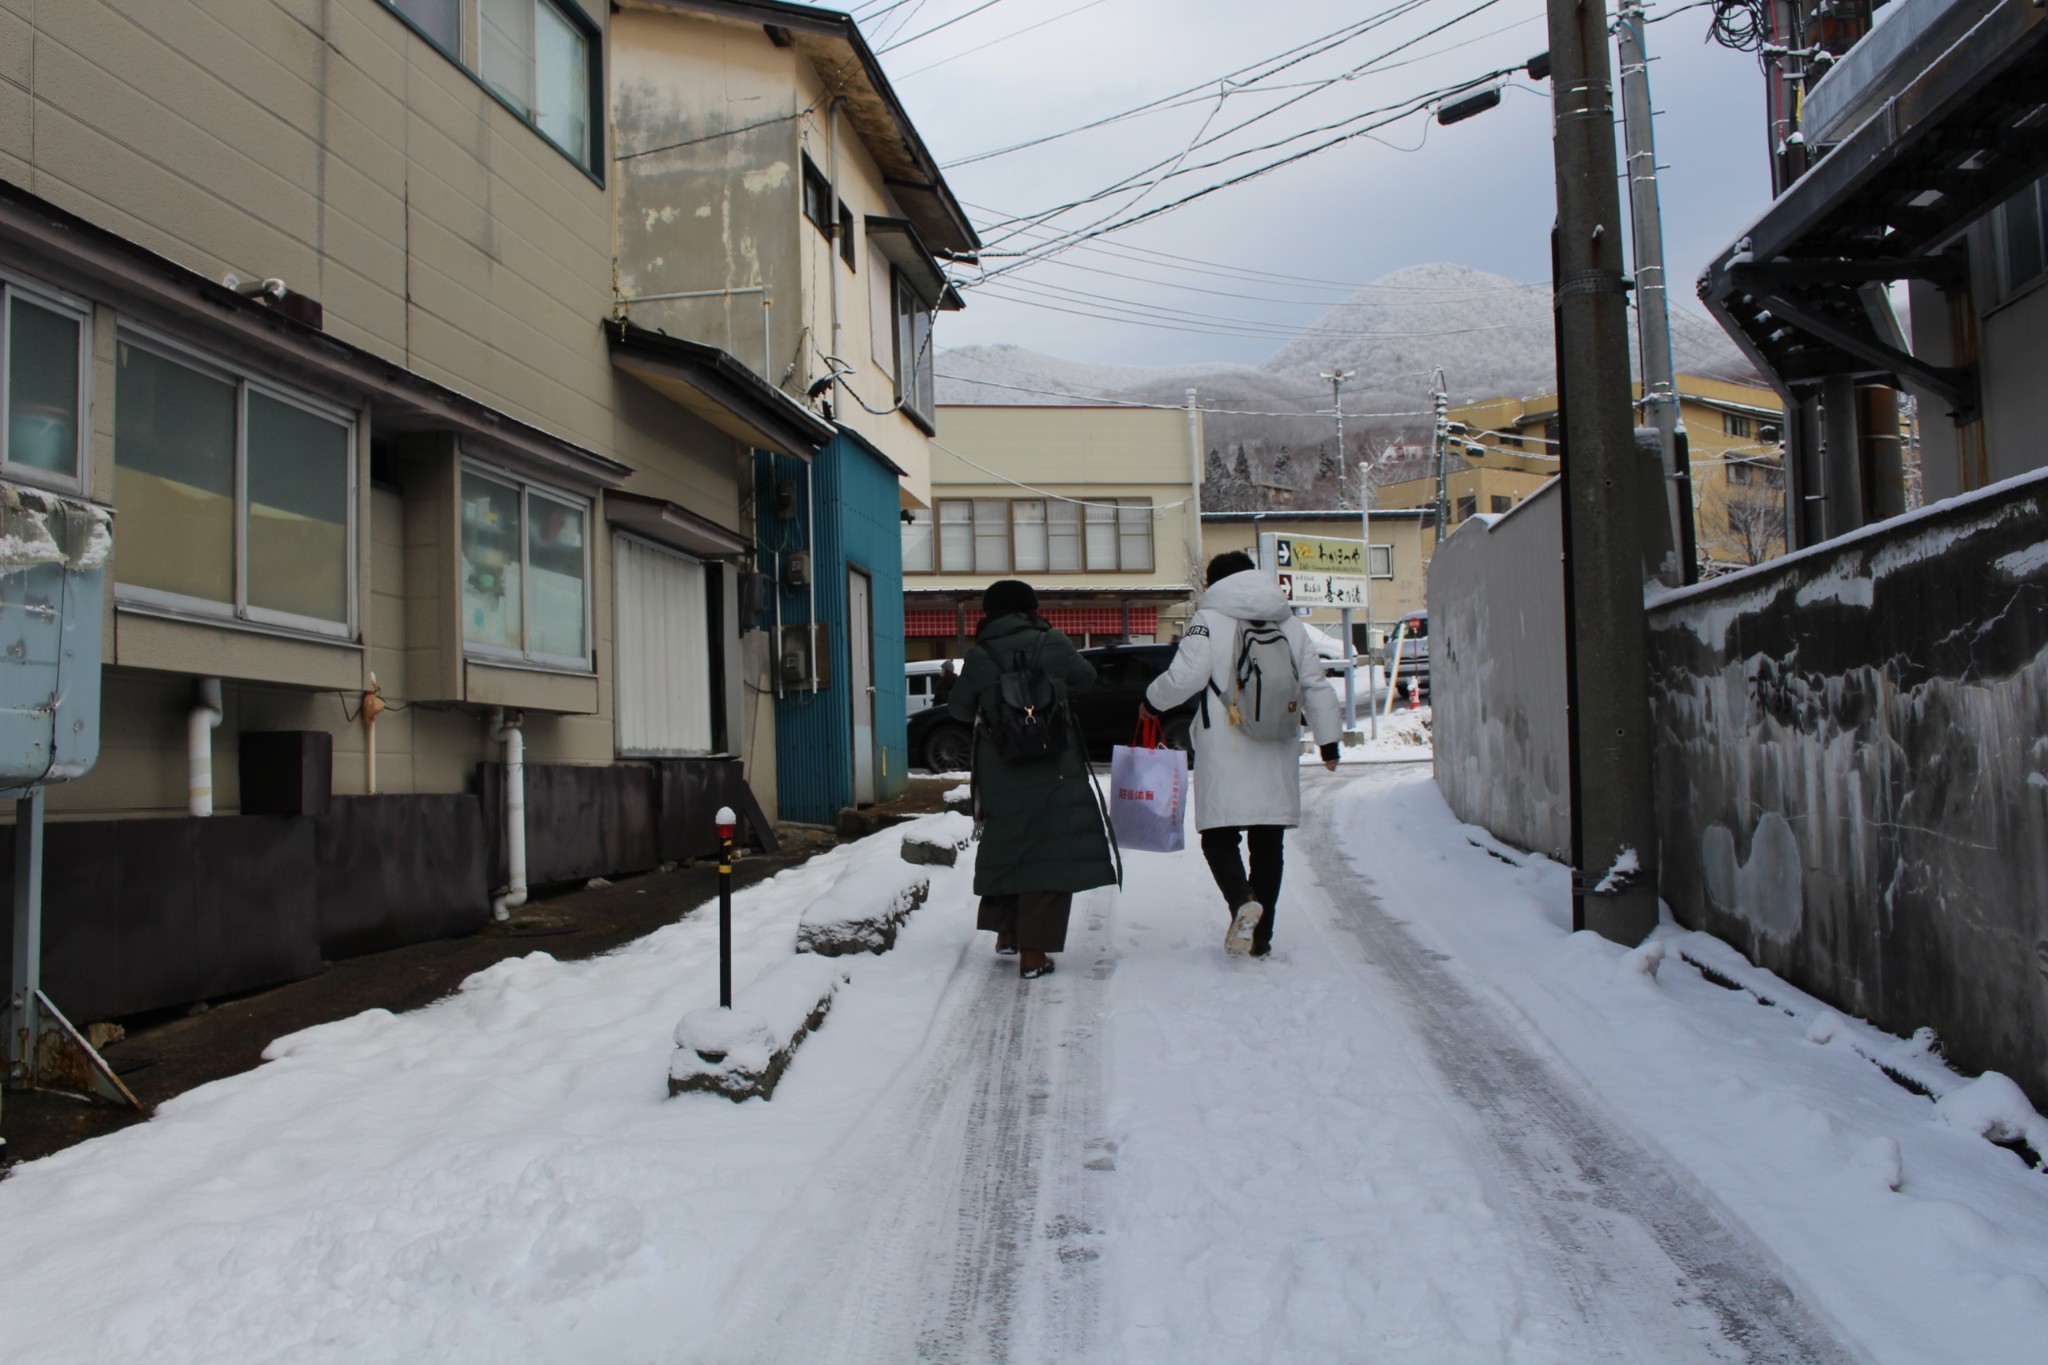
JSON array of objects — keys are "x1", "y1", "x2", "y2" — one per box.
[
  {"x1": 489, "y1": 709, "x2": 527, "y2": 921},
  {"x1": 187, "y1": 678, "x2": 223, "y2": 817},
  {"x1": 827, "y1": 97, "x2": 845, "y2": 361}
]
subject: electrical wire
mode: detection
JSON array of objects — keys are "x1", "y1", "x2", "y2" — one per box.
[
  {"x1": 988, "y1": 275, "x2": 1533, "y2": 339},
  {"x1": 878, "y1": 0, "x2": 1018, "y2": 52},
  {"x1": 928, "y1": 438, "x2": 1197, "y2": 513},
  {"x1": 895, "y1": 0, "x2": 1113, "y2": 78},
  {"x1": 934, "y1": 372, "x2": 1432, "y2": 417},
  {"x1": 615, "y1": 105, "x2": 816, "y2": 162}
]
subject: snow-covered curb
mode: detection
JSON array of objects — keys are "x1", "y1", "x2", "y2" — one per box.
[
  {"x1": 900, "y1": 811, "x2": 974, "y2": 868},
  {"x1": 669, "y1": 956, "x2": 849, "y2": 1101},
  {"x1": 795, "y1": 863, "x2": 933, "y2": 957}
]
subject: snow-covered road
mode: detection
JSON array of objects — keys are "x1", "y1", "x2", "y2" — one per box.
[{"x1": 4, "y1": 753, "x2": 2047, "y2": 1363}]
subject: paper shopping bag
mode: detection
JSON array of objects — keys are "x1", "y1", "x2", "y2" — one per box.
[{"x1": 1110, "y1": 741, "x2": 1188, "y2": 854}]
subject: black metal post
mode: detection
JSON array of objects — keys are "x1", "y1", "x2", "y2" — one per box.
[{"x1": 715, "y1": 804, "x2": 737, "y2": 1009}]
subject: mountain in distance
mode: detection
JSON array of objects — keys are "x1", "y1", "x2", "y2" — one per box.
[{"x1": 938, "y1": 263, "x2": 1758, "y2": 473}]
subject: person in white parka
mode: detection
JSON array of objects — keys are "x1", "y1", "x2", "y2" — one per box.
[{"x1": 1142, "y1": 552, "x2": 1343, "y2": 957}]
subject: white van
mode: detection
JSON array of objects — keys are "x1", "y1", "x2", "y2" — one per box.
[{"x1": 905, "y1": 659, "x2": 961, "y2": 714}]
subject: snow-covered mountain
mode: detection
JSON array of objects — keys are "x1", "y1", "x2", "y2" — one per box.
[{"x1": 938, "y1": 263, "x2": 1753, "y2": 419}]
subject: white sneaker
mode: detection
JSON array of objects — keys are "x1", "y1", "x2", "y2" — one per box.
[{"x1": 1226, "y1": 902, "x2": 1264, "y2": 956}]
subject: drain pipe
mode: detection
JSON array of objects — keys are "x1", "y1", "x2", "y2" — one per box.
[
  {"x1": 489, "y1": 709, "x2": 527, "y2": 921},
  {"x1": 188, "y1": 678, "x2": 223, "y2": 817}
]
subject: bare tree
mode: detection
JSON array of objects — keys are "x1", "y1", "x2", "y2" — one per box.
[{"x1": 1699, "y1": 474, "x2": 1786, "y2": 568}]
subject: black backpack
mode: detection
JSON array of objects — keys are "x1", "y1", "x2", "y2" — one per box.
[{"x1": 986, "y1": 632, "x2": 1069, "y2": 762}]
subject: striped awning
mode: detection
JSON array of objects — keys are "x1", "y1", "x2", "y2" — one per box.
[{"x1": 904, "y1": 605, "x2": 1159, "y2": 637}]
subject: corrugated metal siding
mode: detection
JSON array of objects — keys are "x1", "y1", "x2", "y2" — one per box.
[{"x1": 755, "y1": 435, "x2": 907, "y2": 825}]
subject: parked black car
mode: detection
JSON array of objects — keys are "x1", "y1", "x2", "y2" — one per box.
[{"x1": 908, "y1": 643, "x2": 1198, "y2": 772}]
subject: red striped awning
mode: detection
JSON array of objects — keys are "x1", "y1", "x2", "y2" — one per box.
[{"x1": 904, "y1": 606, "x2": 1159, "y2": 637}]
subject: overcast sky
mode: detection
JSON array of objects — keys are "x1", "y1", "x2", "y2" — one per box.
[{"x1": 804, "y1": 0, "x2": 1772, "y2": 370}]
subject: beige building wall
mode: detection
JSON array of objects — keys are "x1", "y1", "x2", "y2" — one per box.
[
  {"x1": 611, "y1": 4, "x2": 947, "y2": 504},
  {"x1": 5, "y1": 0, "x2": 761, "y2": 818},
  {"x1": 920, "y1": 404, "x2": 1205, "y2": 604}
]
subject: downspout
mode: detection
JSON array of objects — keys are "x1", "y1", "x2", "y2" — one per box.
[
  {"x1": 827, "y1": 97, "x2": 846, "y2": 362},
  {"x1": 187, "y1": 678, "x2": 223, "y2": 817},
  {"x1": 489, "y1": 708, "x2": 527, "y2": 921}
]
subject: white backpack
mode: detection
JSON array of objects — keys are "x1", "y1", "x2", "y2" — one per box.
[{"x1": 1205, "y1": 618, "x2": 1304, "y2": 741}]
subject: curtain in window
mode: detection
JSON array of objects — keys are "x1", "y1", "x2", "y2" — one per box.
[
  {"x1": 938, "y1": 500, "x2": 972, "y2": 571},
  {"x1": 461, "y1": 471, "x2": 525, "y2": 651},
  {"x1": 1084, "y1": 502, "x2": 1117, "y2": 571},
  {"x1": 973, "y1": 499, "x2": 1009, "y2": 573},
  {"x1": 1117, "y1": 500, "x2": 1153, "y2": 572},
  {"x1": 1048, "y1": 501, "x2": 1082, "y2": 571},
  {"x1": 1011, "y1": 500, "x2": 1048, "y2": 572}
]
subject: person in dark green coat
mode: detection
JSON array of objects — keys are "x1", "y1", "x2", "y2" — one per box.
[{"x1": 948, "y1": 580, "x2": 1118, "y2": 979}]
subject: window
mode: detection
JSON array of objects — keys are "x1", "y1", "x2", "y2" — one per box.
[
  {"x1": 1728, "y1": 461, "x2": 1754, "y2": 486},
  {"x1": 1085, "y1": 498, "x2": 1153, "y2": 572},
  {"x1": 114, "y1": 334, "x2": 355, "y2": 636},
  {"x1": 1999, "y1": 171, "x2": 2048, "y2": 296},
  {"x1": 838, "y1": 201, "x2": 857, "y2": 271},
  {"x1": 1722, "y1": 412, "x2": 1754, "y2": 439},
  {"x1": 1048, "y1": 500, "x2": 1082, "y2": 571},
  {"x1": 1491, "y1": 494, "x2": 1513, "y2": 514},
  {"x1": 380, "y1": 1, "x2": 599, "y2": 175},
  {"x1": 973, "y1": 499, "x2": 1010, "y2": 573},
  {"x1": 1012, "y1": 500, "x2": 1048, "y2": 573},
  {"x1": 902, "y1": 506, "x2": 934, "y2": 572},
  {"x1": 1455, "y1": 494, "x2": 1478, "y2": 522},
  {"x1": 2, "y1": 272, "x2": 89, "y2": 487},
  {"x1": 391, "y1": 0, "x2": 457, "y2": 50},
  {"x1": 893, "y1": 273, "x2": 935, "y2": 428},
  {"x1": 926, "y1": 497, "x2": 1141, "y2": 573},
  {"x1": 1368, "y1": 545, "x2": 1393, "y2": 579},
  {"x1": 803, "y1": 157, "x2": 833, "y2": 238},
  {"x1": 937, "y1": 499, "x2": 973, "y2": 572},
  {"x1": 460, "y1": 465, "x2": 589, "y2": 668}
]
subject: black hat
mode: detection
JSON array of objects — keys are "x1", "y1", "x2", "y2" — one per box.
[{"x1": 981, "y1": 579, "x2": 1039, "y2": 619}]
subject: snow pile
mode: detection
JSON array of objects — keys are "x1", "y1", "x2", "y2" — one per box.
[
  {"x1": 1935, "y1": 1073, "x2": 2048, "y2": 1154},
  {"x1": 669, "y1": 956, "x2": 848, "y2": 1101},
  {"x1": 795, "y1": 860, "x2": 933, "y2": 956}
]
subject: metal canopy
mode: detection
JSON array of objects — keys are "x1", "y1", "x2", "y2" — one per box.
[
  {"x1": 1699, "y1": 0, "x2": 2048, "y2": 418},
  {"x1": 607, "y1": 321, "x2": 834, "y2": 459}
]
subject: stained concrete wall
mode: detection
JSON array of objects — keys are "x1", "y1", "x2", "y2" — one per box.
[
  {"x1": 1426, "y1": 479, "x2": 1569, "y2": 860},
  {"x1": 1646, "y1": 467, "x2": 2048, "y2": 1109}
]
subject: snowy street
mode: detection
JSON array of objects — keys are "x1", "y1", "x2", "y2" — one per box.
[{"x1": 4, "y1": 756, "x2": 2048, "y2": 1363}]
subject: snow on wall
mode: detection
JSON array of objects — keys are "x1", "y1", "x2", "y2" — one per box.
[
  {"x1": 1648, "y1": 471, "x2": 2048, "y2": 1111},
  {"x1": 1427, "y1": 480, "x2": 1570, "y2": 860}
]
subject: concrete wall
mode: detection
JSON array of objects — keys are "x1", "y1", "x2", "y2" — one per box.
[
  {"x1": 1426, "y1": 481, "x2": 1570, "y2": 859},
  {"x1": 1646, "y1": 467, "x2": 2048, "y2": 1109}
]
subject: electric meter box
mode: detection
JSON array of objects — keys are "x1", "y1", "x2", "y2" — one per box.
[{"x1": 0, "y1": 482, "x2": 109, "y2": 790}]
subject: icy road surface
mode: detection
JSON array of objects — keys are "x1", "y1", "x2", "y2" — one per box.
[{"x1": 4, "y1": 757, "x2": 2046, "y2": 1362}]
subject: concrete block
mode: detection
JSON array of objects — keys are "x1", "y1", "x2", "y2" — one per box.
[
  {"x1": 796, "y1": 863, "x2": 931, "y2": 957},
  {"x1": 668, "y1": 955, "x2": 847, "y2": 1101},
  {"x1": 900, "y1": 811, "x2": 974, "y2": 867}
]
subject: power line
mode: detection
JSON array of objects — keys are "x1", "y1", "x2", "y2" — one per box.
[
  {"x1": 895, "y1": 0, "x2": 1113, "y2": 78},
  {"x1": 935, "y1": 372, "x2": 1431, "y2": 417},
  {"x1": 992, "y1": 275, "x2": 1531, "y2": 339},
  {"x1": 878, "y1": 0, "x2": 1018, "y2": 53}
]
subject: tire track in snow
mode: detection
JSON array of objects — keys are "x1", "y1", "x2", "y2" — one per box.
[
  {"x1": 707, "y1": 888, "x2": 1114, "y2": 1364},
  {"x1": 1303, "y1": 769, "x2": 1862, "y2": 1365}
]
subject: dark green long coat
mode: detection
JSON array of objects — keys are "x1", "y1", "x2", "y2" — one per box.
[{"x1": 949, "y1": 613, "x2": 1118, "y2": 897}]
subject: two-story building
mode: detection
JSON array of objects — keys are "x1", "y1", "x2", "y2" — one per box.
[
  {"x1": 609, "y1": 0, "x2": 977, "y2": 822},
  {"x1": 0, "y1": 0, "x2": 863, "y2": 1023},
  {"x1": 905, "y1": 405, "x2": 1203, "y2": 657}
]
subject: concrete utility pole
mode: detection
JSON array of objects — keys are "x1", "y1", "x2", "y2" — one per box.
[
  {"x1": 1429, "y1": 374, "x2": 1451, "y2": 534},
  {"x1": 1321, "y1": 369, "x2": 1356, "y2": 503},
  {"x1": 1548, "y1": 0, "x2": 1661, "y2": 946},
  {"x1": 1615, "y1": 0, "x2": 1695, "y2": 586}
]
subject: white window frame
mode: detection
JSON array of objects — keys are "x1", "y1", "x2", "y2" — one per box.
[
  {"x1": 459, "y1": 455, "x2": 593, "y2": 673},
  {"x1": 1368, "y1": 544, "x2": 1394, "y2": 579},
  {"x1": 0, "y1": 267, "x2": 92, "y2": 494},
  {"x1": 113, "y1": 326, "x2": 359, "y2": 641}
]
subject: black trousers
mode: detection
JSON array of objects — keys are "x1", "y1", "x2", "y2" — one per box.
[
  {"x1": 977, "y1": 891, "x2": 1074, "y2": 953},
  {"x1": 1199, "y1": 826, "x2": 1286, "y2": 951}
]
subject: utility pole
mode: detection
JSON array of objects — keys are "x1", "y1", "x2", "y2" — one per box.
[
  {"x1": 1615, "y1": 0, "x2": 1695, "y2": 586},
  {"x1": 1429, "y1": 373, "x2": 1451, "y2": 535},
  {"x1": 1548, "y1": 0, "x2": 1661, "y2": 946},
  {"x1": 1321, "y1": 369, "x2": 1356, "y2": 504},
  {"x1": 1185, "y1": 387, "x2": 1204, "y2": 573}
]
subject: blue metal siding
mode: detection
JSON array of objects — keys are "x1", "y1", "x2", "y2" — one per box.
[{"x1": 755, "y1": 433, "x2": 906, "y2": 825}]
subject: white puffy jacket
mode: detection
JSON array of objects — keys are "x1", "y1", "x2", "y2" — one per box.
[{"x1": 1144, "y1": 570, "x2": 1342, "y2": 831}]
